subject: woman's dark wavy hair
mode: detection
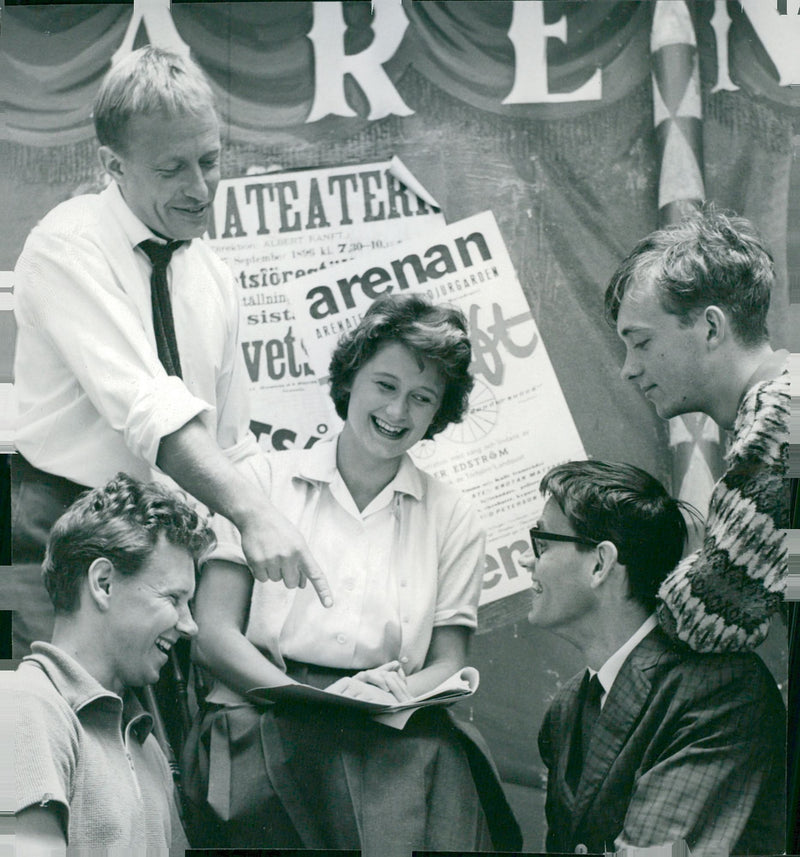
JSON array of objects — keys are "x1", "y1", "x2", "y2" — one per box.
[
  {"x1": 43, "y1": 473, "x2": 215, "y2": 614},
  {"x1": 540, "y1": 460, "x2": 693, "y2": 613},
  {"x1": 328, "y1": 293, "x2": 474, "y2": 439}
]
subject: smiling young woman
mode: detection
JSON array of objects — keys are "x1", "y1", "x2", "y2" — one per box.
[{"x1": 181, "y1": 294, "x2": 521, "y2": 855}]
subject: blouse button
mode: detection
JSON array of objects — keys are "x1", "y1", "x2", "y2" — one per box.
[{"x1": 336, "y1": 633, "x2": 347, "y2": 644}]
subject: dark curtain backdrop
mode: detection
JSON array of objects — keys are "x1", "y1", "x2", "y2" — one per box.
[
  {"x1": 2, "y1": 1, "x2": 795, "y2": 458},
  {"x1": 1, "y1": 2, "x2": 797, "y2": 844}
]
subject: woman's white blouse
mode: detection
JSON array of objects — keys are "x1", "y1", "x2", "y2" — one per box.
[{"x1": 208, "y1": 437, "x2": 486, "y2": 674}]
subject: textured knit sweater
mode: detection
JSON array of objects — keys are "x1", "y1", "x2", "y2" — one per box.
[{"x1": 656, "y1": 370, "x2": 789, "y2": 653}]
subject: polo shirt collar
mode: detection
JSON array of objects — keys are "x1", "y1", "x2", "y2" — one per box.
[
  {"x1": 25, "y1": 641, "x2": 153, "y2": 743},
  {"x1": 102, "y1": 181, "x2": 182, "y2": 252},
  {"x1": 295, "y1": 435, "x2": 425, "y2": 501}
]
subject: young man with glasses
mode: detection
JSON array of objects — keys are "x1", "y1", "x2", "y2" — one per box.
[{"x1": 523, "y1": 460, "x2": 785, "y2": 856}]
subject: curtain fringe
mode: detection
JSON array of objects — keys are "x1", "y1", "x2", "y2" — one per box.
[{"x1": 2, "y1": 76, "x2": 794, "y2": 186}]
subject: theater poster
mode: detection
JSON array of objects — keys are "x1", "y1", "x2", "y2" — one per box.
[
  {"x1": 206, "y1": 160, "x2": 444, "y2": 453},
  {"x1": 290, "y1": 209, "x2": 587, "y2": 613}
]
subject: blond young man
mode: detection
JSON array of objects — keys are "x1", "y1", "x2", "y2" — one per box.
[{"x1": 605, "y1": 208, "x2": 788, "y2": 652}]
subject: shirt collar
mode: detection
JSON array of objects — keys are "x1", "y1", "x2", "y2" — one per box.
[
  {"x1": 24, "y1": 641, "x2": 153, "y2": 743},
  {"x1": 742, "y1": 348, "x2": 789, "y2": 393},
  {"x1": 102, "y1": 182, "x2": 181, "y2": 252},
  {"x1": 294, "y1": 436, "x2": 425, "y2": 501},
  {"x1": 595, "y1": 614, "x2": 657, "y2": 706}
]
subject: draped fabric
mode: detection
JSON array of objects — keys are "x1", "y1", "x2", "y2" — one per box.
[
  {"x1": 0, "y1": 0, "x2": 795, "y2": 808},
  {"x1": 3, "y1": 3, "x2": 798, "y2": 143},
  {"x1": 1, "y1": 3, "x2": 795, "y2": 352},
  {"x1": 2, "y1": 3, "x2": 649, "y2": 145}
]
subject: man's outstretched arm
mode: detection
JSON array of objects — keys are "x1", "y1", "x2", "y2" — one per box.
[{"x1": 158, "y1": 415, "x2": 332, "y2": 606}]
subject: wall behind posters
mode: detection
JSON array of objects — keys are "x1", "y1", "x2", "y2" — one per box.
[{"x1": 1, "y1": 1, "x2": 798, "y2": 848}]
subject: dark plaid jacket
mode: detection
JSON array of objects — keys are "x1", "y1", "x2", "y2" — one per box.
[{"x1": 538, "y1": 626, "x2": 785, "y2": 856}]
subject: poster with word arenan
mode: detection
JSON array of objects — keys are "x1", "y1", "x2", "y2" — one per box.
[
  {"x1": 207, "y1": 161, "x2": 444, "y2": 452},
  {"x1": 292, "y1": 210, "x2": 586, "y2": 607}
]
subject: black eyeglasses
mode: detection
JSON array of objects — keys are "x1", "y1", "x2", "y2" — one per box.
[{"x1": 528, "y1": 527, "x2": 601, "y2": 558}]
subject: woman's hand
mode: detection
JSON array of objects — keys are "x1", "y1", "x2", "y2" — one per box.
[
  {"x1": 326, "y1": 676, "x2": 398, "y2": 705},
  {"x1": 327, "y1": 660, "x2": 414, "y2": 704}
]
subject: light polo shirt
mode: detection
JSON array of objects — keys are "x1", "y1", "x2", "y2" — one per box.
[
  {"x1": 11, "y1": 641, "x2": 188, "y2": 854},
  {"x1": 14, "y1": 181, "x2": 259, "y2": 487},
  {"x1": 595, "y1": 614, "x2": 658, "y2": 708},
  {"x1": 207, "y1": 437, "x2": 485, "y2": 686}
]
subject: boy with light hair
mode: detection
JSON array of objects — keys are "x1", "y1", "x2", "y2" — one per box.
[{"x1": 605, "y1": 207, "x2": 788, "y2": 653}]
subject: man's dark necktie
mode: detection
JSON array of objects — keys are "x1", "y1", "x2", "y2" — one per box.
[
  {"x1": 139, "y1": 239, "x2": 186, "y2": 378},
  {"x1": 137, "y1": 240, "x2": 190, "y2": 782},
  {"x1": 566, "y1": 670, "x2": 603, "y2": 792}
]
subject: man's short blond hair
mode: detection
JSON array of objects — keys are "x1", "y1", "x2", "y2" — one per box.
[{"x1": 93, "y1": 46, "x2": 216, "y2": 153}]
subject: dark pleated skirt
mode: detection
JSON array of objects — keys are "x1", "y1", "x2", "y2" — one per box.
[{"x1": 181, "y1": 669, "x2": 521, "y2": 856}]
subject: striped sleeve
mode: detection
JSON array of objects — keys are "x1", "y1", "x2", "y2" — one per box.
[{"x1": 656, "y1": 374, "x2": 789, "y2": 652}]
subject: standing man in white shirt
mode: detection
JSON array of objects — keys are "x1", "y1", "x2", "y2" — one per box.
[
  {"x1": 11, "y1": 46, "x2": 331, "y2": 654},
  {"x1": 523, "y1": 460, "x2": 785, "y2": 856}
]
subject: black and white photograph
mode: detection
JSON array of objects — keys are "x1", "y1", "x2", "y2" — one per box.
[{"x1": 0, "y1": 2, "x2": 796, "y2": 855}]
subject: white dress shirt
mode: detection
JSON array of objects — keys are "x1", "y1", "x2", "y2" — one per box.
[
  {"x1": 13, "y1": 182, "x2": 258, "y2": 487},
  {"x1": 595, "y1": 614, "x2": 657, "y2": 708},
  {"x1": 208, "y1": 437, "x2": 486, "y2": 685}
]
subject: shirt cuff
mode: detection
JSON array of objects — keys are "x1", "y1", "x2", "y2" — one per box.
[
  {"x1": 433, "y1": 606, "x2": 478, "y2": 630},
  {"x1": 124, "y1": 375, "x2": 212, "y2": 467},
  {"x1": 205, "y1": 512, "x2": 247, "y2": 569}
]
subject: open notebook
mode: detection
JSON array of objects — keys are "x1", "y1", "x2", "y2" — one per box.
[{"x1": 247, "y1": 666, "x2": 479, "y2": 730}]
